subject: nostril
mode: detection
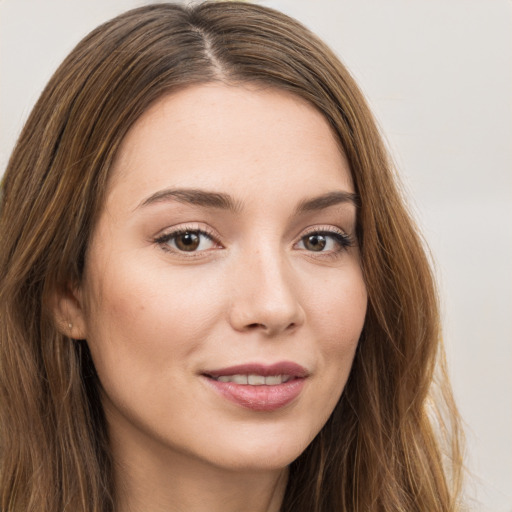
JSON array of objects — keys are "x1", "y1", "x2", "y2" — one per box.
[{"x1": 245, "y1": 321, "x2": 297, "y2": 332}]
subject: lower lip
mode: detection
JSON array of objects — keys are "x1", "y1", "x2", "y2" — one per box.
[{"x1": 204, "y1": 377, "x2": 306, "y2": 412}]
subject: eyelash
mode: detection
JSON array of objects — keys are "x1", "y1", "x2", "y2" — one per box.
[
  {"x1": 154, "y1": 226, "x2": 219, "y2": 258},
  {"x1": 298, "y1": 227, "x2": 354, "y2": 257},
  {"x1": 154, "y1": 225, "x2": 354, "y2": 259}
]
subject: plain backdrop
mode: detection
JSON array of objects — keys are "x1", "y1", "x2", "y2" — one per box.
[{"x1": 1, "y1": 1, "x2": 511, "y2": 510}]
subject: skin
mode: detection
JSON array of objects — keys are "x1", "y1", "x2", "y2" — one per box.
[{"x1": 59, "y1": 83, "x2": 367, "y2": 512}]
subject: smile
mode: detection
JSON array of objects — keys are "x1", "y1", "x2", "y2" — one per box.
[
  {"x1": 210, "y1": 374, "x2": 293, "y2": 385},
  {"x1": 202, "y1": 361, "x2": 308, "y2": 411}
]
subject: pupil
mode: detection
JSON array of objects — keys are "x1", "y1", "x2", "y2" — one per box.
[
  {"x1": 176, "y1": 232, "x2": 200, "y2": 251},
  {"x1": 306, "y1": 235, "x2": 326, "y2": 251}
]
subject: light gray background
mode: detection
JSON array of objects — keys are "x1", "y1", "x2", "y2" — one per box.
[{"x1": 1, "y1": 1, "x2": 511, "y2": 510}]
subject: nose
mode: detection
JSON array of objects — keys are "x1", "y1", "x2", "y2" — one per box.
[{"x1": 227, "y1": 248, "x2": 305, "y2": 337}]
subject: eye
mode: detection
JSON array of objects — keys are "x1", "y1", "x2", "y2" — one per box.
[
  {"x1": 155, "y1": 229, "x2": 217, "y2": 253},
  {"x1": 297, "y1": 230, "x2": 353, "y2": 253}
]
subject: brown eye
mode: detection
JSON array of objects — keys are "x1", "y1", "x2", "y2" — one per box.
[
  {"x1": 297, "y1": 230, "x2": 352, "y2": 254},
  {"x1": 303, "y1": 234, "x2": 327, "y2": 251},
  {"x1": 175, "y1": 231, "x2": 200, "y2": 251},
  {"x1": 157, "y1": 229, "x2": 217, "y2": 253}
]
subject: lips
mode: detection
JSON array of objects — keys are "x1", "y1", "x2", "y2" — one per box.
[{"x1": 202, "y1": 361, "x2": 308, "y2": 412}]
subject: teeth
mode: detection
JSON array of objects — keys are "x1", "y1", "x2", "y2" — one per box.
[
  {"x1": 213, "y1": 374, "x2": 291, "y2": 385},
  {"x1": 231, "y1": 374, "x2": 248, "y2": 385},
  {"x1": 265, "y1": 375, "x2": 284, "y2": 385},
  {"x1": 247, "y1": 374, "x2": 265, "y2": 385}
]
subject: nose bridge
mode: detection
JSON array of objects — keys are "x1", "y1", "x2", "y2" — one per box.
[{"x1": 228, "y1": 243, "x2": 304, "y2": 335}]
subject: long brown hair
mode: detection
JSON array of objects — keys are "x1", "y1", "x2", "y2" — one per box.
[{"x1": 0, "y1": 2, "x2": 463, "y2": 511}]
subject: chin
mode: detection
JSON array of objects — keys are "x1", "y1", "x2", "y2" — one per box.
[{"x1": 200, "y1": 427, "x2": 316, "y2": 473}]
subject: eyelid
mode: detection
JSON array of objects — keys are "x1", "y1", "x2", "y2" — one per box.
[
  {"x1": 153, "y1": 224, "x2": 223, "y2": 256},
  {"x1": 295, "y1": 225, "x2": 355, "y2": 254},
  {"x1": 299, "y1": 225, "x2": 353, "y2": 243},
  {"x1": 300, "y1": 225, "x2": 348, "y2": 237}
]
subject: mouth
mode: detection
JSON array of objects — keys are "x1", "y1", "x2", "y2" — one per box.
[
  {"x1": 202, "y1": 361, "x2": 308, "y2": 412},
  {"x1": 208, "y1": 374, "x2": 294, "y2": 385}
]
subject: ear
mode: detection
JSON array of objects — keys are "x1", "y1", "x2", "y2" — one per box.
[{"x1": 49, "y1": 282, "x2": 88, "y2": 340}]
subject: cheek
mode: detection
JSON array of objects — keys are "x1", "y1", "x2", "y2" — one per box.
[
  {"x1": 285, "y1": 266, "x2": 366, "y2": 446},
  {"x1": 311, "y1": 268, "x2": 367, "y2": 344},
  {"x1": 81, "y1": 256, "x2": 223, "y2": 384},
  {"x1": 308, "y1": 267, "x2": 367, "y2": 393}
]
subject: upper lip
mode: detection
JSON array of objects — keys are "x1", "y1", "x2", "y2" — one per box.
[{"x1": 204, "y1": 361, "x2": 309, "y2": 378}]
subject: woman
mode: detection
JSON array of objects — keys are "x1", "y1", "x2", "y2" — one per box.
[{"x1": 0, "y1": 2, "x2": 463, "y2": 511}]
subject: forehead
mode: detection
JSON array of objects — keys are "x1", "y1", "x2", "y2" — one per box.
[{"x1": 107, "y1": 83, "x2": 353, "y2": 212}]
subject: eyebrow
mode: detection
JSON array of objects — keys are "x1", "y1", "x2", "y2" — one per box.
[
  {"x1": 137, "y1": 188, "x2": 242, "y2": 213},
  {"x1": 295, "y1": 190, "x2": 359, "y2": 213},
  {"x1": 136, "y1": 187, "x2": 359, "y2": 214}
]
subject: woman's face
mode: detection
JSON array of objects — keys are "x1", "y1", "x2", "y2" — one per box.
[{"x1": 76, "y1": 83, "x2": 367, "y2": 472}]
